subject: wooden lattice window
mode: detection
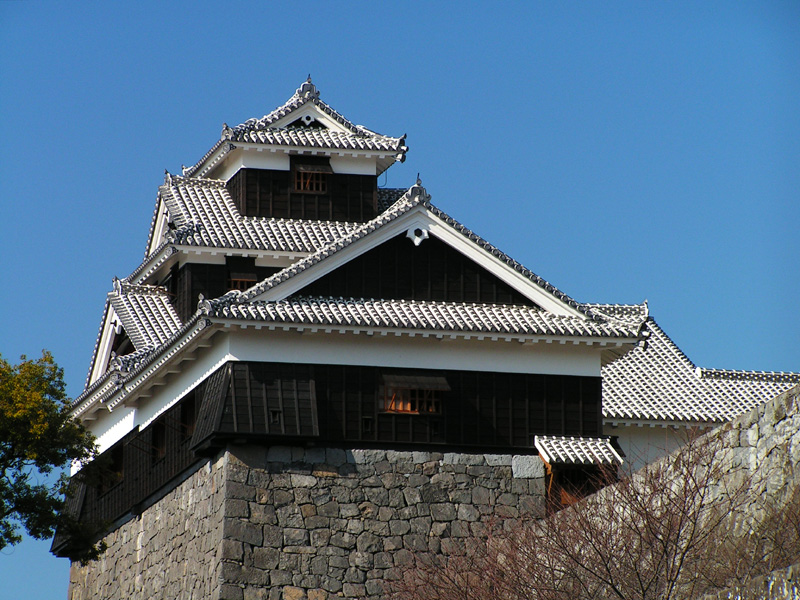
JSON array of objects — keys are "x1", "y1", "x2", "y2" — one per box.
[
  {"x1": 294, "y1": 163, "x2": 331, "y2": 193},
  {"x1": 380, "y1": 374, "x2": 449, "y2": 414},
  {"x1": 228, "y1": 277, "x2": 257, "y2": 291}
]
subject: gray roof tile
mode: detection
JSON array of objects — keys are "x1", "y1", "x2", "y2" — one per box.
[
  {"x1": 110, "y1": 281, "x2": 183, "y2": 351},
  {"x1": 223, "y1": 181, "x2": 597, "y2": 319},
  {"x1": 535, "y1": 435, "x2": 624, "y2": 465},
  {"x1": 157, "y1": 174, "x2": 356, "y2": 254},
  {"x1": 202, "y1": 296, "x2": 642, "y2": 339},
  {"x1": 602, "y1": 319, "x2": 799, "y2": 423},
  {"x1": 183, "y1": 79, "x2": 407, "y2": 178}
]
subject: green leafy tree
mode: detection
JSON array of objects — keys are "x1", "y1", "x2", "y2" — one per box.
[{"x1": 0, "y1": 351, "x2": 97, "y2": 556}]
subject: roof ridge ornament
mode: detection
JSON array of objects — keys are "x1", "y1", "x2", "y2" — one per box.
[
  {"x1": 221, "y1": 123, "x2": 233, "y2": 141},
  {"x1": 297, "y1": 75, "x2": 320, "y2": 99}
]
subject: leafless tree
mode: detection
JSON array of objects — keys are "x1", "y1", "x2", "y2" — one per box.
[{"x1": 390, "y1": 434, "x2": 800, "y2": 600}]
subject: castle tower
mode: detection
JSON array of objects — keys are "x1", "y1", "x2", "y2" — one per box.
[{"x1": 54, "y1": 79, "x2": 797, "y2": 599}]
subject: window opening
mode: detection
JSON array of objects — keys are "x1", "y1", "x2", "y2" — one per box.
[
  {"x1": 379, "y1": 374, "x2": 449, "y2": 415},
  {"x1": 98, "y1": 444, "x2": 124, "y2": 496},
  {"x1": 151, "y1": 419, "x2": 166, "y2": 464},
  {"x1": 180, "y1": 394, "x2": 197, "y2": 441},
  {"x1": 227, "y1": 277, "x2": 257, "y2": 291},
  {"x1": 293, "y1": 163, "x2": 332, "y2": 194}
]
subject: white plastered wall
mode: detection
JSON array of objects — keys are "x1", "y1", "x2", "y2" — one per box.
[{"x1": 227, "y1": 327, "x2": 603, "y2": 377}]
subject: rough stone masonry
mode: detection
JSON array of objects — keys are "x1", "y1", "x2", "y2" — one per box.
[{"x1": 68, "y1": 447, "x2": 546, "y2": 600}]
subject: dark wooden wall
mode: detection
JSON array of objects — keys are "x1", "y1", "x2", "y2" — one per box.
[
  {"x1": 164, "y1": 259, "x2": 280, "y2": 323},
  {"x1": 195, "y1": 362, "x2": 601, "y2": 450},
  {"x1": 226, "y1": 167, "x2": 378, "y2": 222},
  {"x1": 294, "y1": 234, "x2": 537, "y2": 306},
  {"x1": 54, "y1": 389, "x2": 203, "y2": 556}
]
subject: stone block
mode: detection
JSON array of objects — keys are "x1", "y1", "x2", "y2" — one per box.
[
  {"x1": 282, "y1": 586, "x2": 306, "y2": 600},
  {"x1": 220, "y1": 584, "x2": 245, "y2": 600},
  {"x1": 374, "y1": 460, "x2": 392, "y2": 475},
  {"x1": 225, "y1": 499, "x2": 250, "y2": 518},
  {"x1": 330, "y1": 532, "x2": 356, "y2": 549},
  {"x1": 221, "y1": 539, "x2": 243, "y2": 561},
  {"x1": 512, "y1": 455, "x2": 544, "y2": 478},
  {"x1": 412, "y1": 451, "x2": 431, "y2": 463},
  {"x1": 342, "y1": 583, "x2": 366, "y2": 597},
  {"x1": 254, "y1": 547, "x2": 280, "y2": 570},
  {"x1": 350, "y1": 551, "x2": 374, "y2": 570},
  {"x1": 356, "y1": 531, "x2": 382, "y2": 553},
  {"x1": 325, "y1": 448, "x2": 347, "y2": 466},
  {"x1": 364, "y1": 487, "x2": 389, "y2": 505},
  {"x1": 290, "y1": 474, "x2": 317, "y2": 488},
  {"x1": 263, "y1": 524, "x2": 282, "y2": 547},
  {"x1": 266, "y1": 446, "x2": 293, "y2": 463},
  {"x1": 420, "y1": 483, "x2": 449, "y2": 503},
  {"x1": 283, "y1": 528, "x2": 309, "y2": 546},
  {"x1": 305, "y1": 447, "x2": 326, "y2": 464},
  {"x1": 403, "y1": 534, "x2": 428, "y2": 552},
  {"x1": 457, "y1": 504, "x2": 480, "y2": 522},
  {"x1": 430, "y1": 503, "x2": 457, "y2": 521},
  {"x1": 224, "y1": 519, "x2": 263, "y2": 546},
  {"x1": 273, "y1": 490, "x2": 294, "y2": 507},
  {"x1": 365, "y1": 579, "x2": 384, "y2": 595},
  {"x1": 227, "y1": 481, "x2": 257, "y2": 501},
  {"x1": 317, "y1": 501, "x2": 339, "y2": 517},
  {"x1": 310, "y1": 529, "x2": 331, "y2": 548},
  {"x1": 244, "y1": 587, "x2": 269, "y2": 600},
  {"x1": 350, "y1": 449, "x2": 386, "y2": 464},
  {"x1": 305, "y1": 515, "x2": 330, "y2": 529}
]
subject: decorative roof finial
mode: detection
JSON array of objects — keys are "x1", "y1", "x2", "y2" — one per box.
[
  {"x1": 221, "y1": 122, "x2": 233, "y2": 141},
  {"x1": 163, "y1": 170, "x2": 173, "y2": 186},
  {"x1": 297, "y1": 75, "x2": 319, "y2": 99},
  {"x1": 416, "y1": 173, "x2": 422, "y2": 186}
]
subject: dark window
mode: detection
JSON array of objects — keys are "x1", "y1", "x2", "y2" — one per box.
[
  {"x1": 110, "y1": 327, "x2": 134, "y2": 357},
  {"x1": 180, "y1": 393, "x2": 197, "y2": 441},
  {"x1": 380, "y1": 374, "x2": 449, "y2": 414},
  {"x1": 294, "y1": 168, "x2": 328, "y2": 194},
  {"x1": 97, "y1": 444, "x2": 124, "y2": 496},
  {"x1": 228, "y1": 277, "x2": 257, "y2": 291},
  {"x1": 151, "y1": 419, "x2": 166, "y2": 464}
]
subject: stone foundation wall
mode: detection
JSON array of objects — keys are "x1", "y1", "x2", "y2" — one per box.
[
  {"x1": 219, "y1": 446, "x2": 545, "y2": 600},
  {"x1": 68, "y1": 455, "x2": 226, "y2": 600}
]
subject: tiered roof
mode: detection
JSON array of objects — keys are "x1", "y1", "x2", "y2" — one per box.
[{"x1": 76, "y1": 79, "x2": 799, "y2": 429}]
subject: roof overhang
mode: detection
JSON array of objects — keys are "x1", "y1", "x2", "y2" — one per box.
[
  {"x1": 535, "y1": 435, "x2": 624, "y2": 466},
  {"x1": 72, "y1": 317, "x2": 219, "y2": 421}
]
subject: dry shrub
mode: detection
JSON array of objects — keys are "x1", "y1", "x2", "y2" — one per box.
[{"x1": 390, "y1": 434, "x2": 800, "y2": 600}]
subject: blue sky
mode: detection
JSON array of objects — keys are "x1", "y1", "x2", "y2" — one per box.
[{"x1": 1, "y1": 2, "x2": 798, "y2": 598}]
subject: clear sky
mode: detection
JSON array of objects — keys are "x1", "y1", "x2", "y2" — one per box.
[{"x1": 1, "y1": 2, "x2": 798, "y2": 598}]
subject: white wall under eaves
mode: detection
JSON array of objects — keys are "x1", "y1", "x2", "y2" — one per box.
[
  {"x1": 227, "y1": 327, "x2": 603, "y2": 377},
  {"x1": 78, "y1": 333, "x2": 235, "y2": 470}
]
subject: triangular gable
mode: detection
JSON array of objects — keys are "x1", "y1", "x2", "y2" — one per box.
[
  {"x1": 228, "y1": 182, "x2": 589, "y2": 319},
  {"x1": 292, "y1": 231, "x2": 539, "y2": 307},
  {"x1": 86, "y1": 280, "x2": 183, "y2": 386},
  {"x1": 183, "y1": 79, "x2": 407, "y2": 179},
  {"x1": 234, "y1": 77, "x2": 365, "y2": 137}
]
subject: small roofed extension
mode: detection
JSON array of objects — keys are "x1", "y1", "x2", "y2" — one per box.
[{"x1": 55, "y1": 78, "x2": 799, "y2": 565}]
